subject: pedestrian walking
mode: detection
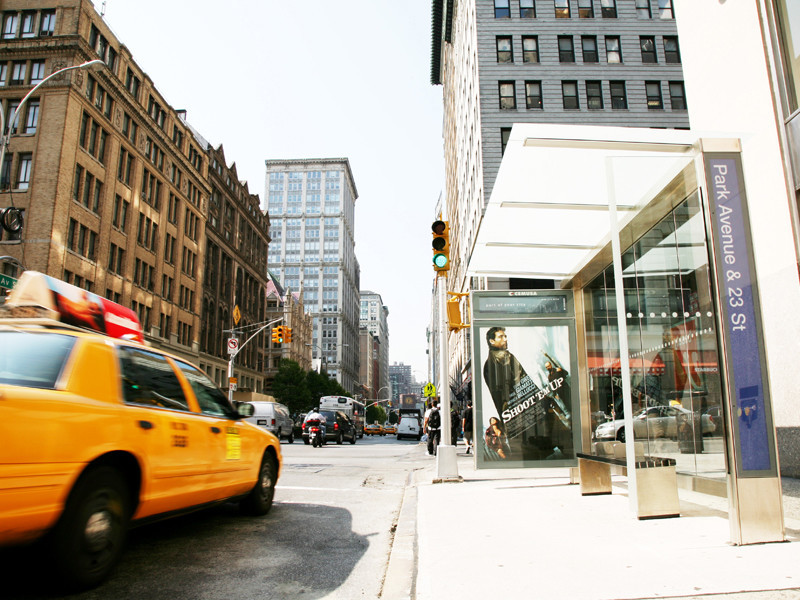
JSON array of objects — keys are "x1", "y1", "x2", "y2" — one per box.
[
  {"x1": 462, "y1": 401, "x2": 473, "y2": 454},
  {"x1": 450, "y1": 405, "x2": 460, "y2": 446},
  {"x1": 424, "y1": 401, "x2": 441, "y2": 456}
]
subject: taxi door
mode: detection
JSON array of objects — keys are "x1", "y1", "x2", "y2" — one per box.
[
  {"x1": 117, "y1": 346, "x2": 216, "y2": 515},
  {"x1": 173, "y1": 360, "x2": 264, "y2": 499}
]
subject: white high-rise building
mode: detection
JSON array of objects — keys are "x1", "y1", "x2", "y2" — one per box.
[
  {"x1": 360, "y1": 290, "x2": 390, "y2": 399},
  {"x1": 264, "y1": 158, "x2": 360, "y2": 391}
]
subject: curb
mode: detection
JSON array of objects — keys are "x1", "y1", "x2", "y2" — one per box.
[{"x1": 381, "y1": 469, "x2": 419, "y2": 599}]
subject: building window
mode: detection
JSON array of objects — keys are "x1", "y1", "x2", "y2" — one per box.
[
  {"x1": 499, "y1": 81, "x2": 516, "y2": 109},
  {"x1": 658, "y1": 0, "x2": 673, "y2": 19},
  {"x1": 0, "y1": 64, "x2": 7, "y2": 87},
  {"x1": 640, "y1": 36, "x2": 657, "y2": 63},
  {"x1": 10, "y1": 62, "x2": 26, "y2": 86},
  {"x1": 578, "y1": 0, "x2": 594, "y2": 17},
  {"x1": 39, "y1": 10, "x2": 55, "y2": 35},
  {"x1": 635, "y1": 0, "x2": 651, "y2": 18},
  {"x1": 496, "y1": 36, "x2": 513, "y2": 63},
  {"x1": 669, "y1": 81, "x2": 687, "y2": 109},
  {"x1": 2, "y1": 13, "x2": 18, "y2": 39},
  {"x1": 610, "y1": 80, "x2": 628, "y2": 109},
  {"x1": 494, "y1": 0, "x2": 510, "y2": 18},
  {"x1": 17, "y1": 154, "x2": 32, "y2": 189},
  {"x1": 582, "y1": 36, "x2": 598, "y2": 62},
  {"x1": 125, "y1": 68, "x2": 140, "y2": 102},
  {"x1": 524, "y1": 81, "x2": 542, "y2": 109},
  {"x1": 520, "y1": 0, "x2": 536, "y2": 17},
  {"x1": 20, "y1": 12, "x2": 35, "y2": 38},
  {"x1": 586, "y1": 81, "x2": 603, "y2": 109},
  {"x1": 522, "y1": 36, "x2": 539, "y2": 63},
  {"x1": 117, "y1": 148, "x2": 133, "y2": 185},
  {"x1": 605, "y1": 36, "x2": 622, "y2": 63},
  {"x1": 24, "y1": 100, "x2": 38, "y2": 134},
  {"x1": 555, "y1": 0, "x2": 570, "y2": 18},
  {"x1": 558, "y1": 36, "x2": 575, "y2": 62},
  {"x1": 501, "y1": 128, "x2": 512, "y2": 155},
  {"x1": 562, "y1": 81, "x2": 579, "y2": 109},
  {"x1": 601, "y1": 0, "x2": 617, "y2": 18},
  {"x1": 646, "y1": 81, "x2": 663, "y2": 109},
  {"x1": 664, "y1": 36, "x2": 681, "y2": 63},
  {"x1": 30, "y1": 61, "x2": 45, "y2": 84}
]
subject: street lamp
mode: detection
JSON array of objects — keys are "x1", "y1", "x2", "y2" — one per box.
[{"x1": 0, "y1": 59, "x2": 104, "y2": 228}]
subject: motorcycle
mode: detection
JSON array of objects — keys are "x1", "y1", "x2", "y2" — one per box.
[{"x1": 307, "y1": 420, "x2": 324, "y2": 448}]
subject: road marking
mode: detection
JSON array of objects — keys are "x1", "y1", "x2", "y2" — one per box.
[{"x1": 277, "y1": 485, "x2": 366, "y2": 492}]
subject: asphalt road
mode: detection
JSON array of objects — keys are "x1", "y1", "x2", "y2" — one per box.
[{"x1": 2, "y1": 434, "x2": 427, "y2": 600}]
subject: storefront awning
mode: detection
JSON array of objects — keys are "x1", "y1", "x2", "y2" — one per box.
[{"x1": 468, "y1": 124, "x2": 701, "y2": 281}]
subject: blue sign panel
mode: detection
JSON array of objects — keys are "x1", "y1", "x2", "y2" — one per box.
[{"x1": 705, "y1": 155, "x2": 775, "y2": 475}]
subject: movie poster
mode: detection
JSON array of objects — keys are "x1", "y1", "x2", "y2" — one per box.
[{"x1": 476, "y1": 323, "x2": 576, "y2": 467}]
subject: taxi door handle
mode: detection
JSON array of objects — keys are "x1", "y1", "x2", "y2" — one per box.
[
  {"x1": 138, "y1": 420, "x2": 154, "y2": 430},
  {"x1": 210, "y1": 426, "x2": 221, "y2": 434}
]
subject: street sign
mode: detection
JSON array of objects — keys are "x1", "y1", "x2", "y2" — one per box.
[
  {"x1": 233, "y1": 305, "x2": 241, "y2": 325},
  {"x1": 423, "y1": 383, "x2": 436, "y2": 397},
  {"x1": 0, "y1": 273, "x2": 17, "y2": 289},
  {"x1": 227, "y1": 337, "x2": 239, "y2": 354},
  {"x1": 229, "y1": 382, "x2": 237, "y2": 391},
  {"x1": 229, "y1": 377, "x2": 238, "y2": 385}
]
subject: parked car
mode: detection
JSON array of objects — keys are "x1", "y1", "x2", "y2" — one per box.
[
  {"x1": 0, "y1": 271, "x2": 282, "y2": 591},
  {"x1": 397, "y1": 415, "x2": 422, "y2": 441},
  {"x1": 594, "y1": 404, "x2": 715, "y2": 442},
  {"x1": 293, "y1": 413, "x2": 307, "y2": 438},
  {"x1": 383, "y1": 423, "x2": 397, "y2": 435},
  {"x1": 364, "y1": 422, "x2": 384, "y2": 436},
  {"x1": 303, "y1": 410, "x2": 357, "y2": 444},
  {"x1": 245, "y1": 401, "x2": 294, "y2": 443}
]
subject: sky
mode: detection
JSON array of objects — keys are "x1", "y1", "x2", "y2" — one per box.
[{"x1": 93, "y1": 0, "x2": 444, "y2": 381}]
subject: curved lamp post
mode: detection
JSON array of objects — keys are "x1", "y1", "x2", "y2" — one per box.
[{"x1": 0, "y1": 59, "x2": 104, "y2": 233}]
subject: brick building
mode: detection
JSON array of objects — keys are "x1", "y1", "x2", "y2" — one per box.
[{"x1": 0, "y1": 0, "x2": 297, "y2": 390}]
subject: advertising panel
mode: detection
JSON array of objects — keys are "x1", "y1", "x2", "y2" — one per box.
[{"x1": 472, "y1": 291, "x2": 579, "y2": 469}]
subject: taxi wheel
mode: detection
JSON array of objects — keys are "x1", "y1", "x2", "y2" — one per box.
[
  {"x1": 50, "y1": 467, "x2": 130, "y2": 591},
  {"x1": 241, "y1": 454, "x2": 276, "y2": 516}
]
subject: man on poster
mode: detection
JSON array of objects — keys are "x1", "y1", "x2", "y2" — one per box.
[{"x1": 483, "y1": 327, "x2": 529, "y2": 417}]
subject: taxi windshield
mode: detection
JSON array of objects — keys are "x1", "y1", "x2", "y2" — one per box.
[{"x1": 0, "y1": 331, "x2": 76, "y2": 389}]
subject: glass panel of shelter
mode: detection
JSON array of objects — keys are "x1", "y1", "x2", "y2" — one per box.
[{"x1": 585, "y1": 192, "x2": 725, "y2": 481}]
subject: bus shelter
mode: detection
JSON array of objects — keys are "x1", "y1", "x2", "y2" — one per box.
[{"x1": 467, "y1": 123, "x2": 784, "y2": 544}]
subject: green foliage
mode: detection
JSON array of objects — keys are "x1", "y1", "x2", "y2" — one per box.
[
  {"x1": 388, "y1": 410, "x2": 399, "y2": 425},
  {"x1": 366, "y1": 404, "x2": 386, "y2": 425},
  {"x1": 271, "y1": 360, "x2": 353, "y2": 414},
  {"x1": 271, "y1": 359, "x2": 312, "y2": 413}
]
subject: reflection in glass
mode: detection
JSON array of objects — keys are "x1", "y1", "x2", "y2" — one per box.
[{"x1": 585, "y1": 192, "x2": 725, "y2": 480}]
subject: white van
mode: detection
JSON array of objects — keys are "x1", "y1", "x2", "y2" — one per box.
[
  {"x1": 246, "y1": 401, "x2": 294, "y2": 443},
  {"x1": 397, "y1": 415, "x2": 422, "y2": 441}
]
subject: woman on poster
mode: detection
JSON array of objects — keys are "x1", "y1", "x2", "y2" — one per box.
[{"x1": 484, "y1": 417, "x2": 511, "y2": 460}]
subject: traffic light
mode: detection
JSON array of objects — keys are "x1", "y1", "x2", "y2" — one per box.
[
  {"x1": 271, "y1": 326, "x2": 283, "y2": 344},
  {"x1": 432, "y1": 220, "x2": 450, "y2": 273},
  {"x1": 284, "y1": 327, "x2": 293, "y2": 343}
]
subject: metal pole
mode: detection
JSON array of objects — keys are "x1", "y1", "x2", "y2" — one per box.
[{"x1": 436, "y1": 274, "x2": 459, "y2": 480}]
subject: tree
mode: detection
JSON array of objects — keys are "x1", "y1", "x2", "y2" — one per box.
[
  {"x1": 366, "y1": 404, "x2": 386, "y2": 425},
  {"x1": 271, "y1": 359, "x2": 312, "y2": 414}
]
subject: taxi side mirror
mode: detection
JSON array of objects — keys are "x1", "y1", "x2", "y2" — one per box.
[{"x1": 236, "y1": 402, "x2": 255, "y2": 418}]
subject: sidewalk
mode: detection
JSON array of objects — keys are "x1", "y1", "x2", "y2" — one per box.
[{"x1": 403, "y1": 443, "x2": 800, "y2": 600}]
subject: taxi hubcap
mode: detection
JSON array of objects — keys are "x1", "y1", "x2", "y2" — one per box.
[{"x1": 84, "y1": 510, "x2": 113, "y2": 552}]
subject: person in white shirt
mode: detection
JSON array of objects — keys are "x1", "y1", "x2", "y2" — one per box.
[{"x1": 304, "y1": 409, "x2": 327, "y2": 440}]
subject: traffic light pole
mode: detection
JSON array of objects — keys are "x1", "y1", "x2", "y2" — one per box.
[
  {"x1": 226, "y1": 318, "x2": 282, "y2": 405},
  {"x1": 435, "y1": 275, "x2": 461, "y2": 482}
]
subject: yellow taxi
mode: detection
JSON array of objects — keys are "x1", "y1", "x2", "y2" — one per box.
[
  {"x1": 364, "y1": 422, "x2": 384, "y2": 436},
  {"x1": 383, "y1": 423, "x2": 397, "y2": 435},
  {"x1": 0, "y1": 272, "x2": 282, "y2": 590}
]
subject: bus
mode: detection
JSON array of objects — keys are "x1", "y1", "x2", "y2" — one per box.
[{"x1": 319, "y1": 395, "x2": 365, "y2": 438}]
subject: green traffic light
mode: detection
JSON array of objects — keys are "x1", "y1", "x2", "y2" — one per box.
[{"x1": 433, "y1": 253, "x2": 449, "y2": 268}]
